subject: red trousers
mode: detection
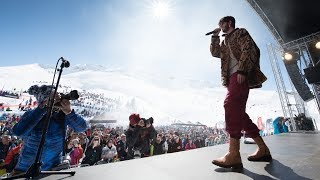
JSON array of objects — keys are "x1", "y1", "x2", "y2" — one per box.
[{"x1": 224, "y1": 73, "x2": 260, "y2": 139}]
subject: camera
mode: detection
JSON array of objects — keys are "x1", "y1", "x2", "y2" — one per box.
[
  {"x1": 54, "y1": 90, "x2": 79, "y2": 106},
  {"x1": 60, "y1": 90, "x2": 79, "y2": 100}
]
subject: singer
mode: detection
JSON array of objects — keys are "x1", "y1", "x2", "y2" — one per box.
[{"x1": 209, "y1": 16, "x2": 271, "y2": 168}]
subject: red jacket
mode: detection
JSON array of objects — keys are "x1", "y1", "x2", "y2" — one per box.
[
  {"x1": 70, "y1": 146, "x2": 83, "y2": 165},
  {"x1": 3, "y1": 144, "x2": 22, "y2": 165},
  {"x1": 185, "y1": 143, "x2": 196, "y2": 150}
]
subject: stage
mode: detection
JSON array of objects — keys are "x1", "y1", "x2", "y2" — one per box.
[{"x1": 42, "y1": 133, "x2": 319, "y2": 180}]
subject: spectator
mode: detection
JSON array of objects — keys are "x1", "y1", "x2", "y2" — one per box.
[
  {"x1": 82, "y1": 136, "x2": 102, "y2": 166},
  {"x1": 0, "y1": 135, "x2": 14, "y2": 161},
  {"x1": 152, "y1": 134, "x2": 165, "y2": 155},
  {"x1": 273, "y1": 117, "x2": 284, "y2": 135},
  {"x1": 194, "y1": 137, "x2": 204, "y2": 148},
  {"x1": 100, "y1": 139, "x2": 117, "y2": 163},
  {"x1": 282, "y1": 118, "x2": 289, "y2": 133},
  {"x1": 163, "y1": 134, "x2": 169, "y2": 154},
  {"x1": 69, "y1": 139, "x2": 83, "y2": 166},
  {"x1": 185, "y1": 139, "x2": 196, "y2": 150},
  {"x1": 0, "y1": 124, "x2": 5, "y2": 135},
  {"x1": 116, "y1": 134, "x2": 128, "y2": 161},
  {"x1": 0, "y1": 143, "x2": 23, "y2": 173},
  {"x1": 168, "y1": 132, "x2": 182, "y2": 153}
]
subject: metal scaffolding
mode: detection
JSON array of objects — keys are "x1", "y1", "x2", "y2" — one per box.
[
  {"x1": 247, "y1": 0, "x2": 320, "y2": 131},
  {"x1": 267, "y1": 44, "x2": 296, "y2": 131},
  {"x1": 245, "y1": 0, "x2": 284, "y2": 46},
  {"x1": 266, "y1": 42, "x2": 320, "y2": 131}
]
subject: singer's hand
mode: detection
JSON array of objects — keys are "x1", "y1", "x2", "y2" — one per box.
[{"x1": 212, "y1": 28, "x2": 221, "y2": 36}]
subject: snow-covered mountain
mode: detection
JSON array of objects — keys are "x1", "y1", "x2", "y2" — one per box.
[
  {"x1": 0, "y1": 63, "x2": 318, "y2": 127},
  {"x1": 39, "y1": 63, "x2": 123, "y2": 75}
]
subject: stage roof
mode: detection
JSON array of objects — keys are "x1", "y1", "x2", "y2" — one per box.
[{"x1": 253, "y1": 0, "x2": 320, "y2": 44}]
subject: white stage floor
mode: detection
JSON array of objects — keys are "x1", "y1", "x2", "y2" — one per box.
[{"x1": 33, "y1": 133, "x2": 320, "y2": 180}]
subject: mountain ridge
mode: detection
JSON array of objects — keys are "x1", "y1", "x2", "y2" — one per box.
[{"x1": 0, "y1": 63, "x2": 303, "y2": 126}]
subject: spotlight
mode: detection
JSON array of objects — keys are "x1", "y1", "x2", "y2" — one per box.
[
  {"x1": 284, "y1": 53, "x2": 293, "y2": 60},
  {"x1": 282, "y1": 51, "x2": 299, "y2": 65},
  {"x1": 315, "y1": 41, "x2": 320, "y2": 49}
]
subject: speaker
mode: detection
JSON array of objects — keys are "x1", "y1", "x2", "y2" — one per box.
[
  {"x1": 284, "y1": 62, "x2": 314, "y2": 101},
  {"x1": 304, "y1": 66, "x2": 320, "y2": 84}
]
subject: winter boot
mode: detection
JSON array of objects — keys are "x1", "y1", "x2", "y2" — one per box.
[
  {"x1": 248, "y1": 136, "x2": 272, "y2": 162},
  {"x1": 212, "y1": 138, "x2": 243, "y2": 168}
]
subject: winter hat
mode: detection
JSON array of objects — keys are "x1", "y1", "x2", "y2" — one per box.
[
  {"x1": 129, "y1": 113, "x2": 141, "y2": 126},
  {"x1": 28, "y1": 85, "x2": 54, "y2": 105}
]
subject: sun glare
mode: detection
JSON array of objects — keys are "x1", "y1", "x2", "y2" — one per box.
[
  {"x1": 146, "y1": 0, "x2": 174, "y2": 20},
  {"x1": 153, "y1": 1, "x2": 169, "y2": 18}
]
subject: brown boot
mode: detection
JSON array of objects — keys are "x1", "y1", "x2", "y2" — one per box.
[
  {"x1": 248, "y1": 136, "x2": 272, "y2": 162},
  {"x1": 212, "y1": 138, "x2": 243, "y2": 168}
]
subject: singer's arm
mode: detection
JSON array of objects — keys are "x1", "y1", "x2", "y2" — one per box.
[{"x1": 210, "y1": 35, "x2": 221, "y2": 58}]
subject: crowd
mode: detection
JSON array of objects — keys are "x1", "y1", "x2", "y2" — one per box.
[
  {"x1": 61, "y1": 113, "x2": 230, "y2": 167},
  {"x1": 0, "y1": 91, "x2": 20, "y2": 99},
  {"x1": 0, "y1": 109, "x2": 230, "y2": 176},
  {"x1": 0, "y1": 113, "x2": 22, "y2": 175},
  {"x1": 0, "y1": 87, "x2": 314, "y2": 177},
  {"x1": 68, "y1": 91, "x2": 120, "y2": 120}
]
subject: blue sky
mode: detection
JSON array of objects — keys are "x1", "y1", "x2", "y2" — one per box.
[{"x1": 0, "y1": 0, "x2": 281, "y2": 90}]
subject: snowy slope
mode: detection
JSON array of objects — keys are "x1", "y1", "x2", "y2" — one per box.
[{"x1": 0, "y1": 63, "x2": 318, "y2": 127}]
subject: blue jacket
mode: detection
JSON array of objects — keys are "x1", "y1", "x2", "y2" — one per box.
[
  {"x1": 273, "y1": 117, "x2": 282, "y2": 135},
  {"x1": 13, "y1": 107, "x2": 87, "y2": 171}
]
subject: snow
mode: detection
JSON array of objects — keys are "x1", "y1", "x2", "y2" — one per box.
[{"x1": 0, "y1": 63, "x2": 319, "y2": 127}]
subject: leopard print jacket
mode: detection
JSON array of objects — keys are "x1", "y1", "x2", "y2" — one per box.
[{"x1": 210, "y1": 28, "x2": 267, "y2": 88}]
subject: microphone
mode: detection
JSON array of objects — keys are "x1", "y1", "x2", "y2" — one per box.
[
  {"x1": 60, "y1": 57, "x2": 70, "y2": 68},
  {"x1": 205, "y1": 28, "x2": 221, "y2": 36}
]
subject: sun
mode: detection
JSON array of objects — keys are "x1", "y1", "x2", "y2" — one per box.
[
  {"x1": 146, "y1": 0, "x2": 175, "y2": 20},
  {"x1": 153, "y1": 1, "x2": 169, "y2": 18}
]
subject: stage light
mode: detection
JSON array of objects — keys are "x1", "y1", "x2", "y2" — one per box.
[
  {"x1": 284, "y1": 52, "x2": 293, "y2": 60},
  {"x1": 315, "y1": 41, "x2": 320, "y2": 49},
  {"x1": 282, "y1": 51, "x2": 300, "y2": 65}
]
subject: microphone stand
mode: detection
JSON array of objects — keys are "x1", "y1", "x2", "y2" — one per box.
[{"x1": 6, "y1": 57, "x2": 75, "y2": 179}]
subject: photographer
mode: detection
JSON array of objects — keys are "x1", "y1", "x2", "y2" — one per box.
[
  {"x1": 12, "y1": 85, "x2": 87, "y2": 173},
  {"x1": 125, "y1": 114, "x2": 156, "y2": 159}
]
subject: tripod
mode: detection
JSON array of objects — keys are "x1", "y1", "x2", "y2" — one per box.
[{"x1": 6, "y1": 57, "x2": 75, "y2": 179}]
